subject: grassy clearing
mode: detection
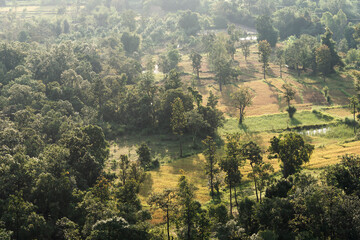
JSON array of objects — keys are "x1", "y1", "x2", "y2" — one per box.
[
  {"x1": 220, "y1": 110, "x2": 336, "y2": 134},
  {"x1": 105, "y1": 34, "x2": 357, "y2": 225},
  {"x1": 323, "y1": 124, "x2": 355, "y2": 139}
]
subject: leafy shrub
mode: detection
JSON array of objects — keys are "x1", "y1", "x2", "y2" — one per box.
[{"x1": 286, "y1": 106, "x2": 297, "y2": 118}]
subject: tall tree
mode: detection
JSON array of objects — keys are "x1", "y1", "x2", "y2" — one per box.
[
  {"x1": 119, "y1": 155, "x2": 130, "y2": 186},
  {"x1": 231, "y1": 86, "x2": 254, "y2": 124},
  {"x1": 178, "y1": 11, "x2": 201, "y2": 36},
  {"x1": 321, "y1": 28, "x2": 344, "y2": 72},
  {"x1": 214, "y1": 58, "x2": 233, "y2": 92},
  {"x1": 282, "y1": 83, "x2": 296, "y2": 118},
  {"x1": 258, "y1": 40, "x2": 272, "y2": 79},
  {"x1": 189, "y1": 51, "x2": 202, "y2": 79},
  {"x1": 186, "y1": 110, "x2": 208, "y2": 147},
  {"x1": 256, "y1": 15, "x2": 278, "y2": 47},
  {"x1": 349, "y1": 95, "x2": 359, "y2": 134},
  {"x1": 208, "y1": 35, "x2": 234, "y2": 91},
  {"x1": 353, "y1": 70, "x2": 360, "y2": 99},
  {"x1": 254, "y1": 162, "x2": 274, "y2": 202},
  {"x1": 121, "y1": 32, "x2": 140, "y2": 54},
  {"x1": 242, "y1": 141, "x2": 262, "y2": 202},
  {"x1": 148, "y1": 189, "x2": 177, "y2": 240},
  {"x1": 316, "y1": 45, "x2": 332, "y2": 81},
  {"x1": 276, "y1": 47, "x2": 284, "y2": 78},
  {"x1": 354, "y1": 23, "x2": 360, "y2": 47},
  {"x1": 171, "y1": 98, "x2": 187, "y2": 157},
  {"x1": 202, "y1": 136, "x2": 218, "y2": 199},
  {"x1": 177, "y1": 175, "x2": 197, "y2": 240},
  {"x1": 220, "y1": 134, "x2": 244, "y2": 217},
  {"x1": 159, "y1": 48, "x2": 181, "y2": 74},
  {"x1": 136, "y1": 143, "x2": 151, "y2": 169},
  {"x1": 268, "y1": 132, "x2": 314, "y2": 178},
  {"x1": 240, "y1": 40, "x2": 251, "y2": 61}
]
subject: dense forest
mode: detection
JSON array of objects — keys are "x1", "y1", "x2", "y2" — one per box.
[{"x1": 1, "y1": 0, "x2": 360, "y2": 239}]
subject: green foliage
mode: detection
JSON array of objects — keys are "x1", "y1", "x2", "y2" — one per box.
[
  {"x1": 62, "y1": 125, "x2": 109, "y2": 189},
  {"x1": 1, "y1": 1, "x2": 360, "y2": 239},
  {"x1": 88, "y1": 217, "x2": 149, "y2": 240},
  {"x1": 238, "y1": 197, "x2": 258, "y2": 235},
  {"x1": 0, "y1": 221, "x2": 12, "y2": 240},
  {"x1": 159, "y1": 48, "x2": 181, "y2": 73},
  {"x1": 171, "y1": 97, "x2": 187, "y2": 157},
  {"x1": 321, "y1": 28, "x2": 344, "y2": 71},
  {"x1": 136, "y1": 143, "x2": 152, "y2": 169},
  {"x1": 243, "y1": 141, "x2": 274, "y2": 202},
  {"x1": 189, "y1": 50, "x2": 202, "y2": 79},
  {"x1": 202, "y1": 136, "x2": 218, "y2": 198},
  {"x1": 265, "y1": 179, "x2": 293, "y2": 198},
  {"x1": 164, "y1": 69, "x2": 182, "y2": 90},
  {"x1": 240, "y1": 40, "x2": 251, "y2": 61},
  {"x1": 171, "y1": 98, "x2": 187, "y2": 136},
  {"x1": 284, "y1": 35, "x2": 317, "y2": 75},
  {"x1": 324, "y1": 154, "x2": 360, "y2": 197},
  {"x1": 220, "y1": 133, "x2": 243, "y2": 216},
  {"x1": 231, "y1": 86, "x2": 254, "y2": 124},
  {"x1": 258, "y1": 40, "x2": 272, "y2": 79},
  {"x1": 256, "y1": 197, "x2": 294, "y2": 238},
  {"x1": 178, "y1": 11, "x2": 201, "y2": 36},
  {"x1": 0, "y1": 42, "x2": 26, "y2": 73},
  {"x1": 316, "y1": 45, "x2": 332, "y2": 78},
  {"x1": 286, "y1": 106, "x2": 297, "y2": 119},
  {"x1": 148, "y1": 189, "x2": 176, "y2": 240},
  {"x1": 345, "y1": 49, "x2": 360, "y2": 68},
  {"x1": 121, "y1": 32, "x2": 140, "y2": 54},
  {"x1": 269, "y1": 132, "x2": 314, "y2": 178},
  {"x1": 208, "y1": 35, "x2": 235, "y2": 91},
  {"x1": 256, "y1": 15, "x2": 278, "y2": 47},
  {"x1": 56, "y1": 217, "x2": 81, "y2": 240},
  {"x1": 321, "y1": 10, "x2": 348, "y2": 42}
]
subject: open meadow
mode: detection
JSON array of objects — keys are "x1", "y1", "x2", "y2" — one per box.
[{"x1": 106, "y1": 42, "x2": 360, "y2": 223}]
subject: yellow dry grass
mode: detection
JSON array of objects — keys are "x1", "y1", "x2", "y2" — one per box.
[
  {"x1": 323, "y1": 107, "x2": 352, "y2": 118},
  {"x1": 307, "y1": 140, "x2": 360, "y2": 169}
]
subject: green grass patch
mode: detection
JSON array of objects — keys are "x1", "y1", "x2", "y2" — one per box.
[
  {"x1": 220, "y1": 110, "x2": 335, "y2": 134},
  {"x1": 323, "y1": 124, "x2": 354, "y2": 139}
]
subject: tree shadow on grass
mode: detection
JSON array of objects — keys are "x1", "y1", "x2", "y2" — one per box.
[
  {"x1": 238, "y1": 123, "x2": 249, "y2": 133},
  {"x1": 290, "y1": 117, "x2": 302, "y2": 126},
  {"x1": 139, "y1": 173, "x2": 153, "y2": 197}
]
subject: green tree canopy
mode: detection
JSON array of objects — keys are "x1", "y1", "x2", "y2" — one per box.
[{"x1": 268, "y1": 132, "x2": 314, "y2": 178}]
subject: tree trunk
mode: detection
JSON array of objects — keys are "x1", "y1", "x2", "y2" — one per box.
[
  {"x1": 219, "y1": 81, "x2": 222, "y2": 92},
  {"x1": 239, "y1": 108, "x2": 243, "y2": 124},
  {"x1": 263, "y1": 65, "x2": 266, "y2": 79},
  {"x1": 167, "y1": 207, "x2": 170, "y2": 240},
  {"x1": 252, "y1": 170, "x2": 259, "y2": 202},
  {"x1": 354, "y1": 107, "x2": 357, "y2": 135},
  {"x1": 297, "y1": 64, "x2": 300, "y2": 77},
  {"x1": 210, "y1": 161, "x2": 214, "y2": 198},
  {"x1": 197, "y1": 69, "x2": 200, "y2": 79},
  {"x1": 234, "y1": 186, "x2": 240, "y2": 214},
  {"x1": 179, "y1": 137, "x2": 183, "y2": 158},
  {"x1": 280, "y1": 63, "x2": 282, "y2": 78},
  {"x1": 187, "y1": 209, "x2": 191, "y2": 240},
  {"x1": 229, "y1": 182, "x2": 233, "y2": 218}
]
